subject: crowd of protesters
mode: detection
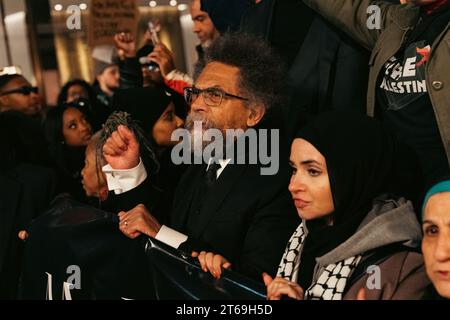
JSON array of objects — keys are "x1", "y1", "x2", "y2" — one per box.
[{"x1": 0, "y1": 0, "x2": 449, "y2": 300}]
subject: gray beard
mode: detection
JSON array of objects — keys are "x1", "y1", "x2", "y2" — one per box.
[{"x1": 185, "y1": 112, "x2": 219, "y2": 154}]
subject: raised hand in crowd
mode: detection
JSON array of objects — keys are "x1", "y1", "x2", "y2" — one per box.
[
  {"x1": 114, "y1": 32, "x2": 137, "y2": 58},
  {"x1": 148, "y1": 43, "x2": 176, "y2": 77},
  {"x1": 118, "y1": 204, "x2": 161, "y2": 239},
  {"x1": 103, "y1": 125, "x2": 140, "y2": 169},
  {"x1": 262, "y1": 273, "x2": 304, "y2": 300},
  {"x1": 191, "y1": 251, "x2": 232, "y2": 279}
]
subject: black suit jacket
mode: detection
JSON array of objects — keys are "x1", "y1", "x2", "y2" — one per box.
[
  {"x1": 241, "y1": 0, "x2": 370, "y2": 138},
  {"x1": 171, "y1": 158, "x2": 299, "y2": 281}
]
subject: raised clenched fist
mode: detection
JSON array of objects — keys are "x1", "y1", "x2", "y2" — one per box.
[{"x1": 103, "y1": 125, "x2": 140, "y2": 170}]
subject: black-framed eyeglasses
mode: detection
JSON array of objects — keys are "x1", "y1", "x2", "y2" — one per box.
[
  {"x1": 184, "y1": 86, "x2": 249, "y2": 107},
  {"x1": 0, "y1": 86, "x2": 38, "y2": 97}
]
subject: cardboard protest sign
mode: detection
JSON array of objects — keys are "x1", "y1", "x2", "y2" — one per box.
[{"x1": 88, "y1": 0, "x2": 139, "y2": 47}]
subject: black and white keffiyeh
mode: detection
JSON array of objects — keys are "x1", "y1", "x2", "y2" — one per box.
[
  {"x1": 276, "y1": 223, "x2": 362, "y2": 300},
  {"x1": 282, "y1": 112, "x2": 402, "y2": 300},
  {"x1": 276, "y1": 223, "x2": 306, "y2": 283}
]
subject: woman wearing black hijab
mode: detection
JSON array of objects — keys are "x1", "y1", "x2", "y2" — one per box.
[
  {"x1": 113, "y1": 86, "x2": 186, "y2": 150},
  {"x1": 262, "y1": 111, "x2": 429, "y2": 299},
  {"x1": 195, "y1": 111, "x2": 429, "y2": 299}
]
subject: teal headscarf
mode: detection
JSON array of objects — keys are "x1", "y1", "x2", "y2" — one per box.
[{"x1": 422, "y1": 180, "x2": 450, "y2": 218}]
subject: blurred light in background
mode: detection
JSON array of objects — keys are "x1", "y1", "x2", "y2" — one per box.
[{"x1": 177, "y1": 4, "x2": 187, "y2": 11}]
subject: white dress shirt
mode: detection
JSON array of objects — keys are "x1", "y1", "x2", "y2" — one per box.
[
  {"x1": 103, "y1": 158, "x2": 231, "y2": 249},
  {"x1": 102, "y1": 159, "x2": 147, "y2": 195}
]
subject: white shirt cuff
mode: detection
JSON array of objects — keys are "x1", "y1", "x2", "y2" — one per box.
[
  {"x1": 155, "y1": 225, "x2": 188, "y2": 249},
  {"x1": 102, "y1": 158, "x2": 147, "y2": 195}
]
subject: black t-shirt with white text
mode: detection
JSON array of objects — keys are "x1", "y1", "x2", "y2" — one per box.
[{"x1": 376, "y1": 3, "x2": 450, "y2": 185}]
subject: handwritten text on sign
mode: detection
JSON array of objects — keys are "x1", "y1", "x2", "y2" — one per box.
[{"x1": 88, "y1": 0, "x2": 138, "y2": 46}]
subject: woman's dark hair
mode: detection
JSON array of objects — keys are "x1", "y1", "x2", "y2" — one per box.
[
  {"x1": 57, "y1": 79, "x2": 96, "y2": 107},
  {"x1": 43, "y1": 105, "x2": 92, "y2": 175}
]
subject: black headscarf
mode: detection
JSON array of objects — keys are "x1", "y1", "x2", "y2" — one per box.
[
  {"x1": 112, "y1": 86, "x2": 187, "y2": 135},
  {"x1": 294, "y1": 111, "x2": 402, "y2": 289}
]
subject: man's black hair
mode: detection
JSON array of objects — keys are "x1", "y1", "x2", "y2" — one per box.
[{"x1": 195, "y1": 32, "x2": 288, "y2": 111}]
